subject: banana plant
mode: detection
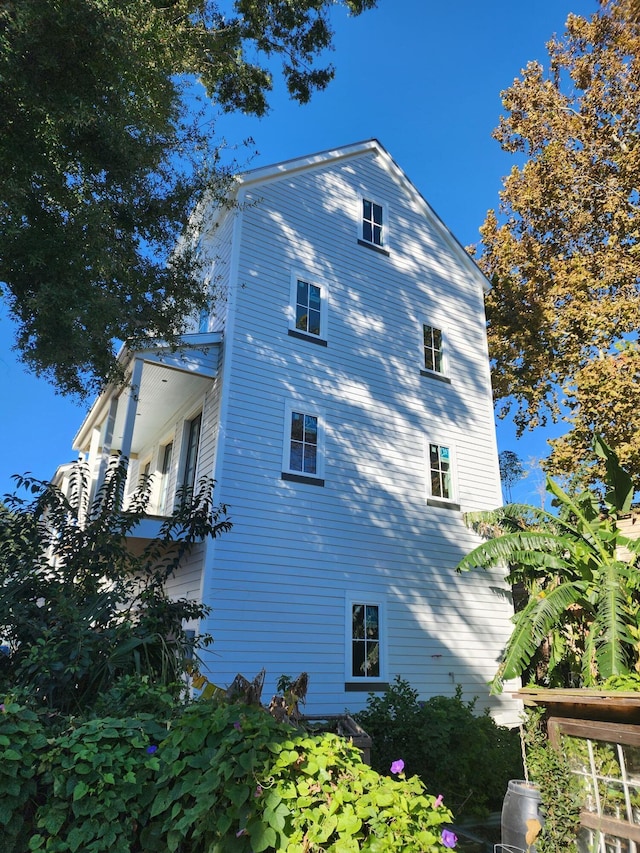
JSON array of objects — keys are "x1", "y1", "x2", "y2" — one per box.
[{"x1": 457, "y1": 437, "x2": 640, "y2": 692}]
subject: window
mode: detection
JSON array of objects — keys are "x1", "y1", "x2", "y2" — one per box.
[
  {"x1": 345, "y1": 595, "x2": 387, "y2": 689},
  {"x1": 288, "y1": 273, "x2": 328, "y2": 344},
  {"x1": 429, "y1": 442, "x2": 452, "y2": 500},
  {"x1": 282, "y1": 403, "x2": 325, "y2": 485},
  {"x1": 423, "y1": 324, "x2": 444, "y2": 373},
  {"x1": 351, "y1": 603, "x2": 380, "y2": 678},
  {"x1": 182, "y1": 413, "x2": 202, "y2": 491},
  {"x1": 290, "y1": 411, "x2": 318, "y2": 474},
  {"x1": 295, "y1": 279, "x2": 321, "y2": 336},
  {"x1": 362, "y1": 199, "x2": 383, "y2": 247},
  {"x1": 139, "y1": 459, "x2": 151, "y2": 487},
  {"x1": 159, "y1": 441, "x2": 173, "y2": 514}
]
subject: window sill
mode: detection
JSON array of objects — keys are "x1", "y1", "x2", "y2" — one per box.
[
  {"x1": 281, "y1": 472, "x2": 325, "y2": 487},
  {"x1": 288, "y1": 329, "x2": 327, "y2": 347},
  {"x1": 420, "y1": 369, "x2": 451, "y2": 385},
  {"x1": 427, "y1": 498, "x2": 461, "y2": 511},
  {"x1": 357, "y1": 239, "x2": 390, "y2": 257},
  {"x1": 345, "y1": 682, "x2": 389, "y2": 692}
]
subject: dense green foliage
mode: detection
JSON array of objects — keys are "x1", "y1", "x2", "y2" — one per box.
[
  {"x1": 0, "y1": 0, "x2": 376, "y2": 396},
  {"x1": 0, "y1": 702, "x2": 48, "y2": 852},
  {"x1": 0, "y1": 695, "x2": 456, "y2": 853},
  {"x1": 477, "y1": 0, "x2": 640, "y2": 483},
  {"x1": 0, "y1": 457, "x2": 230, "y2": 713},
  {"x1": 522, "y1": 708, "x2": 582, "y2": 853},
  {"x1": 459, "y1": 437, "x2": 640, "y2": 691},
  {"x1": 354, "y1": 677, "x2": 523, "y2": 818}
]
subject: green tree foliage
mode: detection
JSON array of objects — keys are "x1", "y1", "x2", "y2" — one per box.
[
  {"x1": 354, "y1": 677, "x2": 523, "y2": 818},
  {"x1": 458, "y1": 437, "x2": 640, "y2": 692},
  {"x1": 0, "y1": 0, "x2": 376, "y2": 397},
  {"x1": 0, "y1": 457, "x2": 231, "y2": 713},
  {"x1": 477, "y1": 0, "x2": 640, "y2": 482}
]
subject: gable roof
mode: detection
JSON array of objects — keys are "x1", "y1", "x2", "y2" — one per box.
[{"x1": 230, "y1": 138, "x2": 490, "y2": 291}]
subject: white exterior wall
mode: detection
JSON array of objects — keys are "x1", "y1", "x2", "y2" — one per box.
[{"x1": 197, "y1": 148, "x2": 521, "y2": 724}]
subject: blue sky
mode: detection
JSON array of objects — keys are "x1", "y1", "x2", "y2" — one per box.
[{"x1": 0, "y1": 0, "x2": 594, "y2": 500}]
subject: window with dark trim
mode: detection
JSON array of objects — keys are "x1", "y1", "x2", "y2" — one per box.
[
  {"x1": 182, "y1": 413, "x2": 202, "y2": 491},
  {"x1": 362, "y1": 199, "x2": 383, "y2": 247},
  {"x1": 289, "y1": 411, "x2": 318, "y2": 476},
  {"x1": 423, "y1": 324, "x2": 444, "y2": 374},
  {"x1": 351, "y1": 603, "x2": 380, "y2": 678},
  {"x1": 295, "y1": 279, "x2": 321, "y2": 336},
  {"x1": 159, "y1": 441, "x2": 173, "y2": 514},
  {"x1": 429, "y1": 443, "x2": 452, "y2": 500}
]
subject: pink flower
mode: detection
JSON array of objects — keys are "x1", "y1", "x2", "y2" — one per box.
[
  {"x1": 434, "y1": 794, "x2": 444, "y2": 808},
  {"x1": 390, "y1": 759, "x2": 405, "y2": 775},
  {"x1": 254, "y1": 785, "x2": 263, "y2": 797},
  {"x1": 441, "y1": 829, "x2": 457, "y2": 848},
  {"x1": 236, "y1": 828, "x2": 247, "y2": 837}
]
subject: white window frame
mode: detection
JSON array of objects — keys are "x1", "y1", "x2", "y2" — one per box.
[
  {"x1": 288, "y1": 270, "x2": 329, "y2": 342},
  {"x1": 282, "y1": 401, "x2": 325, "y2": 481},
  {"x1": 345, "y1": 593, "x2": 387, "y2": 683},
  {"x1": 420, "y1": 321, "x2": 448, "y2": 377},
  {"x1": 425, "y1": 437, "x2": 458, "y2": 506},
  {"x1": 358, "y1": 195, "x2": 389, "y2": 250}
]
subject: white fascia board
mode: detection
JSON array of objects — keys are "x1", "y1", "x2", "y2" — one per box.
[
  {"x1": 235, "y1": 138, "x2": 382, "y2": 190},
  {"x1": 371, "y1": 145, "x2": 492, "y2": 294},
  {"x1": 231, "y1": 138, "x2": 490, "y2": 294}
]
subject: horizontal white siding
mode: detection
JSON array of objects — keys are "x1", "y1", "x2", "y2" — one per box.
[
  {"x1": 165, "y1": 543, "x2": 205, "y2": 602},
  {"x1": 198, "y1": 150, "x2": 519, "y2": 723}
]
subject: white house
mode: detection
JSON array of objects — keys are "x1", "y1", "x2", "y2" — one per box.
[{"x1": 67, "y1": 140, "x2": 521, "y2": 725}]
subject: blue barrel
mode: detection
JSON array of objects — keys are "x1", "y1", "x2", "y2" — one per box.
[{"x1": 501, "y1": 780, "x2": 543, "y2": 852}]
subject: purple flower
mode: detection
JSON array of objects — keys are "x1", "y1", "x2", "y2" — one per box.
[
  {"x1": 390, "y1": 759, "x2": 405, "y2": 775},
  {"x1": 254, "y1": 785, "x2": 263, "y2": 797},
  {"x1": 434, "y1": 794, "x2": 444, "y2": 808},
  {"x1": 441, "y1": 829, "x2": 457, "y2": 848},
  {"x1": 233, "y1": 721, "x2": 242, "y2": 731},
  {"x1": 146, "y1": 745, "x2": 158, "y2": 754},
  {"x1": 0, "y1": 704, "x2": 4, "y2": 712},
  {"x1": 236, "y1": 828, "x2": 247, "y2": 838}
]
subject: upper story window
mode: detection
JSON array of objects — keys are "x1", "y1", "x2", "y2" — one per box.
[
  {"x1": 182, "y1": 413, "x2": 202, "y2": 492},
  {"x1": 296, "y1": 279, "x2": 321, "y2": 335},
  {"x1": 358, "y1": 197, "x2": 389, "y2": 256},
  {"x1": 362, "y1": 199, "x2": 383, "y2": 246},
  {"x1": 423, "y1": 325, "x2": 443, "y2": 373},
  {"x1": 420, "y1": 322, "x2": 451, "y2": 384},
  {"x1": 288, "y1": 273, "x2": 328, "y2": 345},
  {"x1": 427, "y1": 441, "x2": 459, "y2": 509},
  {"x1": 290, "y1": 411, "x2": 318, "y2": 475},
  {"x1": 429, "y1": 442, "x2": 452, "y2": 500},
  {"x1": 281, "y1": 403, "x2": 325, "y2": 485}
]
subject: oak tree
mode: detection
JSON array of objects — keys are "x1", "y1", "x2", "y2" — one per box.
[
  {"x1": 0, "y1": 0, "x2": 376, "y2": 397},
  {"x1": 477, "y1": 0, "x2": 640, "y2": 481}
]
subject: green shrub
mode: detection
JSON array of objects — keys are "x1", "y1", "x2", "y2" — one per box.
[
  {"x1": 0, "y1": 700, "x2": 48, "y2": 853},
  {"x1": 354, "y1": 676, "x2": 523, "y2": 817},
  {"x1": 0, "y1": 694, "x2": 457, "y2": 852},
  {"x1": 144, "y1": 701, "x2": 455, "y2": 852},
  {"x1": 30, "y1": 713, "x2": 167, "y2": 852}
]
